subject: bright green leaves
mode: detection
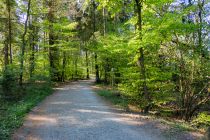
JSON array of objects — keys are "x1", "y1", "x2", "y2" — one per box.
[{"x1": 64, "y1": 22, "x2": 78, "y2": 30}]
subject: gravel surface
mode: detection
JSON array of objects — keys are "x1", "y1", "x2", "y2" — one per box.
[{"x1": 12, "y1": 80, "x2": 167, "y2": 140}]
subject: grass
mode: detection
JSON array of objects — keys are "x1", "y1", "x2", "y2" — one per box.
[
  {"x1": 0, "y1": 83, "x2": 53, "y2": 140},
  {"x1": 97, "y1": 89, "x2": 129, "y2": 109}
]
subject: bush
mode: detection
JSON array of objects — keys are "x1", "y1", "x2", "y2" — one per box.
[
  {"x1": 192, "y1": 112, "x2": 210, "y2": 128},
  {"x1": 0, "y1": 82, "x2": 53, "y2": 140},
  {"x1": 1, "y1": 67, "x2": 20, "y2": 100}
]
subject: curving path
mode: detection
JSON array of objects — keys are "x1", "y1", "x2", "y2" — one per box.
[{"x1": 12, "y1": 80, "x2": 167, "y2": 140}]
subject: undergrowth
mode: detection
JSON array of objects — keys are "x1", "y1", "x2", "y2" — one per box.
[
  {"x1": 96, "y1": 87, "x2": 209, "y2": 135},
  {"x1": 97, "y1": 89, "x2": 128, "y2": 109},
  {"x1": 0, "y1": 83, "x2": 53, "y2": 140}
]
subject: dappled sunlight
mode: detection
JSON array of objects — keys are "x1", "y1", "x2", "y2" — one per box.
[
  {"x1": 50, "y1": 101, "x2": 72, "y2": 105},
  {"x1": 13, "y1": 135, "x2": 41, "y2": 140},
  {"x1": 75, "y1": 109, "x2": 114, "y2": 114},
  {"x1": 27, "y1": 136, "x2": 41, "y2": 140},
  {"x1": 27, "y1": 115, "x2": 57, "y2": 124},
  {"x1": 70, "y1": 86, "x2": 90, "y2": 90},
  {"x1": 103, "y1": 117, "x2": 146, "y2": 126},
  {"x1": 58, "y1": 116, "x2": 97, "y2": 128},
  {"x1": 53, "y1": 87, "x2": 68, "y2": 91},
  {"x1": 73, "y1": 108, "x2": 147, "y2": 127}
]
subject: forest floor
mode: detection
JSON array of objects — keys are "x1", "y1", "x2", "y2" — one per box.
[{"x1": 12, "y1": 80, "x2": 204, "y2": 140}]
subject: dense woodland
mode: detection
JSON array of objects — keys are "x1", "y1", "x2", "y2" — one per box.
[{"x1": 0, "y1": 0, "x2": 210, "y2": 138}]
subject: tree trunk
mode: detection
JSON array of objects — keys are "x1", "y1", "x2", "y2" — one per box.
[
  {"x1": 103, "y1": 6, "x2": 109, "y2": 84},
  {"x1": 19, "y1": 0, "x2": 31, "y2": 86},
  {"x1": 92, "y1": 0, "x2": 100, "y2": 83},
  {"x1": 4, "y1": 40, "x2": 9, "y2": 67},
  {"x1": 61, "y1": 52, "x2": 66, "y2": 82},
  {"x1": 95, "y1": 53, "x2": 100, "y2": 83},
  {"x1": 85, "y1": 49, "x2": 90, "y2": 79},
  {"x1": 4, "y1": 0, "x2": 12, "y2": 67},
  {"x1": 198, "y1": 0, "x2": 203, "y2": 50},
  {"x1": 6, "y1": 0, "x2": 12, "y2": 64},
  {"x1": 104, "y1": 58, "x2": 109, "y2": 84},
  {"x1": 103, "y1": 6, "x2": 106, "y2": 36},
  {"x1": 29, "y1": 16, "x2": 38, "y2": 78},
  {"x1": 48, "y1": 0, "x2": 59, "y2": 81},
  {"x1": 75, "y1": 57, "x2": 78, "y2": 79},
  {"x1": 135, "y1": 0, "x2": 150, "y2": 113}
]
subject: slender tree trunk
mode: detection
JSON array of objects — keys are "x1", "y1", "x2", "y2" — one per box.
[
  {"x1": 6, "y1": 0, "x2": 12, "y2": 64},
  {"x1": 85, "y1": 48, "x2": 90, "y2": 79},
  {"x1": 49, "y1": 3, "x2": 55, "y2": 80},
  {"x1": 92, "y1": 0, "x2": 100, "y2": 83},
  {"x1": 29, "y1": 16, "x2": 38, "y2": 78},
  {"x1": 95, "y1": 53, "x2": 100, "y2": 83},
  {"x1": 61, "y1": 52, "x2": 66, "y2": 82},
  {"x1": 19, "y1": 0, "x2": 31, "y2": 86},
  {"x1": 103, "y1": 6, "x2": 106, "y2": 36},
  {"x1": 103, "y1": 6, "x2": 109, "y2": 84},
  {"x1": 75, "y1": 58, "x2": 78, "y2": 79},
  {"x1": 198, "y1": 0, "x2": 203, "y2": 50},
  {"x1": 4, "y1": 0, "x2": 11, "y2": 67},
  {"x1": 135, "y1": 0, "x2": 150, "y2": 113},
  {"x1": 104, "y1": 58, "x2": 109, "y2": 84},
  {"x1": 4, "y1": 39, "x2": 9, "y2": 67},
  {"x1": 48, "y1": 0, "x2": 59, "y2": 81}
]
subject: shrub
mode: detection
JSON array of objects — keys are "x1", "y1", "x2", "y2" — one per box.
[
  {"x1": 192, "y1": 112, "x2": 210, "y2": 128},
  {"x1": 1, "y1": 66, "x2": 20, "y2": 100}
]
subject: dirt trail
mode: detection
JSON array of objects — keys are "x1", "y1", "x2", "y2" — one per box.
[{"x1": 12, "y1": 80, "x2": 185, "y2": 140}]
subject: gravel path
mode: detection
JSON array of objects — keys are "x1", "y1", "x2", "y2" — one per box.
[{"x1": 12, "y1": 80, "x2": 167, "y2": 140}]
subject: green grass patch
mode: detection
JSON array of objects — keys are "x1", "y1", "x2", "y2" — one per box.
[
  {"x1": 192, "y1": 112, "x2": 210, "y2": 128},
  {"x1": 97, "y1": 89, "x2": 129, "y2": 109},
  {"x1": 0, "y1": 83, "x2": 53, "y2": 140}
]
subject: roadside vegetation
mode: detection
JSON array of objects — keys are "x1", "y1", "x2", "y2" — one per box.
[
  {"x1": 0, "y1": 79, "x2": 52, "y2": 140},
  {"x1": 96, "y1": 86, "x2": 210, "y2": 134}
]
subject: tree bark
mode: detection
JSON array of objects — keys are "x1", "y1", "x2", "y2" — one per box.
[
  {"x1": 19, "y1": 0, "x2": 31, "y2": 86},
  {"x1": 85, "y1": 48, "x2": 90, "y2": 79},
  {"x1": 4, "y1": 39, "x2": 9, "y2": 67},
  {"x1": 61, "y1": 52, "x2": 66, "y2": 82},
  {"x1": 92, "y1": 0, "x2": 100, "y2": 83},
  {"x1": 29, "y1": 16, "x2": 38, "y2": 78},
  {"x1": 135, "y1": 0, "x2": 150, "y2": 113},
  {"x1": 6, "y1": 0, "x2": 12, "y2": 64},
  {"x1": 48, "y1": 0, "x2": 59, "y2": 81}
]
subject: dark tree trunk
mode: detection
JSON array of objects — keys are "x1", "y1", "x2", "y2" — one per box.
[
  {"x1": 75, "y1": 58, "x2": 78, "y2": 79},
  {"x1": 19, "y1": 0, "x2": 31, "y2": 86},
  {"x1": 4, "y1": 40, "x2": 9, "y2": 67},
  {"x1": 48, "y1": 0, "x2": 59, "y2": 81},
  {"x1": 85, "y1": 49, "x2": 90, "y2": 79},
  {"x1": 61, "y1": 52, "x2": 66, "y2": 82},
  {"x1": 104, "y1": 58, "x2": 109, "y2": 84},
  {"x1": 95, "y1": 53, "x2": 100, "y2": 83},
  {"x1": 6, "y1": 0, "x2": 12, "y2": 64},
  {"x1": 4, "y1": 0, "x2": 12, "y2": 67},
  {"x1": 29, "y1": 16, "x2": 38, "y2": 78},
  {"x1": 135, "y1": 0, "x2": 150, "y2": 113},
  {"x1": 92, "y1": 0, "x2": 100, "y2": 83},
  {"x1": 103, "y1": 7, "x2": 109, "y2": 84}
]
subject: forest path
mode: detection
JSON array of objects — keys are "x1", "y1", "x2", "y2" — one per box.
[{"x1": 12, "y1": 80, "x2": 167, "y2": 140}]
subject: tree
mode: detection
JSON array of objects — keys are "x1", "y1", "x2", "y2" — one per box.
[{"x1": 19, "y1": 0, "x2": 31, "y2": 86}]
